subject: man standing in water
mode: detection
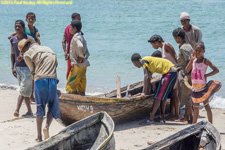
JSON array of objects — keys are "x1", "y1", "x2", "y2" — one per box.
[
  {"x1": 180, "y1": 12, "x2": 202, "y2": 48},
  {"x1": 62, "y1": 13, "x2": 82, "y2": 79},
  {"x1": 18, "y1": 39, "x2": 60, "y2": 142}
]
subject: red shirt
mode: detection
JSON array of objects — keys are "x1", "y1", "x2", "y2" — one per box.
[{"x1": 64, "y1": 25, "x2": 74, "y2": 53}]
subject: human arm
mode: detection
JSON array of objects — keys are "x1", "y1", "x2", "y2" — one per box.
[
  {"x1": 24, "y1": 55, "x2": 35, "y2": 78},
  {"x1": 62, "y1": 32, "x2": 69, "y2": 60},
  {"x1": 35, "y1": 32, "x2": 41, "y2": 45},
  {"x1": 204, "y1": 59, "x2": 219, "y2": 81},
  {"x1": 141, "y1": 67, "x2": 152, "y2": 99},
  {"x1": 164, "y1": 43, "x2": 177, "y2": 63},
  {"x1": 185, "y1": 51, "x2": 195, "y2": 73},
  {"x1": 8, "y1": 32, "x2": 16, "y2": 40},
  {"x1": 10, "y1": 43, "x2": 17, "y2": 78}
]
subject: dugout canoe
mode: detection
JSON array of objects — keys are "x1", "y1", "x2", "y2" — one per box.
[
  {"x1": 144, "y1": 121, "x2": 221, "y2": 150},
  {"x1": 59, "y1": 75, "x2": 163, "y2": 126},
  {"x1": 26, "y1": 112, "x2": 115, "y2": 150}
]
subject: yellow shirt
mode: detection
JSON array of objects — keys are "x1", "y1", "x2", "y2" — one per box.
[{"x1": 142, "y1": 56, "x2": 174, "y2": 75}]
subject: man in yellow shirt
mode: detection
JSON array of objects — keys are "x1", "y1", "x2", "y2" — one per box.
[{"x1": 131, "y1": 53, "x2": 177, "y2": 124}]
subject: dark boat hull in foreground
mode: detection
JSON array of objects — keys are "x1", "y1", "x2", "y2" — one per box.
[
  {"x1": 59, "y1": 75, "x2": 164, "y2": 126},
  {"x1": 144, "y1": 121, "x2": 221, "y2": 150},
  {"x1": 26, "y1": 112, "x2": 115, "y2": 150}
]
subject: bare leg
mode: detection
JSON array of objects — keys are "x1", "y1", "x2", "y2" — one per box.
[
  {"x1": 173, "y1": 88, "x2": 179, "y2": 119},
  {"x1": 205, "y1": 104, "x2": 212, "y2": 124},
  {"x1": 23, "y1": 97, "x2": 33, "y2": 116},
  {"x1": 192, "y1": 107, "x2": 199, "y2": 124},
  {"x1": 187, "y1": 105, "x2": 193, "y2": 123},
  {"x1": 36, "y1": 116, "x2": 43, "y2": 142},
  {"x1": 30, "y1": 80, "x2": 35, "y2": 102},
  {"x1": 161, "y1": 100, "x2": 167, "y2": 122},
  {"x1": 149, "y1": 99, "x2": 161, "y2": 121},
  {"x1": 43, "y1": 112, "x2": 54, "y2": 140},
  {"x1": 14, "y1": 95, "x2": 24, "y2": 117}
]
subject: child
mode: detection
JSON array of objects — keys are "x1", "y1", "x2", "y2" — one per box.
[
  {"x1": 173, "y1": 27, "x2": 193, "y2": 124},
  {"x1": 65, "y1": 20, "x2": 90, "y2": 96},
  {"x1": 148, "y1": 34, "x2": 179, "y2": 120},
  {"x1": 185, "y1": 42, "x2": 221, "y2": 124},
  {"x1": 131, "y1": 53, "x2": 177, "y2": 124},
  {"x1": 8, "y1": 12, "x2": 40, "y2": 44}
]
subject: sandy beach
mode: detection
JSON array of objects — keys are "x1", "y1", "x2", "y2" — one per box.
[{"x1": 0, "y1": 89, "x2": 225, "y2": 150}]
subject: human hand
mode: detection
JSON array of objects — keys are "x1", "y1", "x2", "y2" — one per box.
[
  {"x1": 77, "y1": 57, "x2": 84, "y2": 63},
  {"x1": 191, "y1": 51, "x2": 196, "y2": 61},
  {"x1": 17, "y1": 55, "x2": 23, "y2": 62},
  {"x1": 141, "y1": 93, "x2": 146, "y2": 100},
  {"x1": 57, "y1": 90, "x2": 61, "y2": 97},
  {"x1": 12, "y1": 68, "x2": 17, "y2": 78},
  {"x1": 65, "y1": 53, "x2": 69, "y2": 60}
]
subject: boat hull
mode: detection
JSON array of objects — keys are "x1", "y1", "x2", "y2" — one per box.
[{"x1": 26, "y1": 112, "x2": 115, "y2": 150}]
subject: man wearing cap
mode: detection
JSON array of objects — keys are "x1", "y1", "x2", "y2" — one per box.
[
  {"x1": 18, "y1": 39, "x2": 60, "y2": 142},
  {"x1": 180, "y1": 12, "x2": 202, "y2": 48},
  {"x1": 10, "y1": 20, "x2": 34, "y2": 118}
]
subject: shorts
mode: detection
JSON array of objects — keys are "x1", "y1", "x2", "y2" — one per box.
[
  {"x1": 66, "y1": 65, "x2": 87, "y2": 94},
  {"x1": 178, "y1": 70, "x2": 192, "y2": 106},
  {"x1": 154, "y1": 71, "x2": 177, "y2": 101},
  {"x1": 15, "y1": 66, "x2": 32, "y2": 97},
  {"x1": 35, "y1": 78, "x2": 60, "y2": 118}
]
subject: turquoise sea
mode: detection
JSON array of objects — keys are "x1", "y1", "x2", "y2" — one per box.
[{"x1": 0, "y1": 0, "x2": 225, "y2": 108}]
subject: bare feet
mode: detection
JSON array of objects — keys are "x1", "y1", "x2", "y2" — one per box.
[
  {"x1": 35, "y1": 138, "x2": 42, "y2": 143},
  {"x1": 147, "y1": 141, "x2": 155, "y2": 145},
  {"x1": 43, "y1": 128, "x2": 49, "y2": 140},
  {"x1": 29, "y1": 97, "x2": 35, "y2": 103},
  {"x1": 22, "y1": 112, "x2": 33, "y2": 117},
  {"x1": 14, "y1": 111, "x2": 19, "y2": 117},
  {"x1": 175, "y1": 118, "x2": 188, "y2": 124}
]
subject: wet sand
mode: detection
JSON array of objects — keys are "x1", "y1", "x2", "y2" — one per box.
[{"x1": 0, "y1": 89, "x2": 224, "y2": 150}]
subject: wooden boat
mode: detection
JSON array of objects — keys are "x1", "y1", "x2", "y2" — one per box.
[
  {"x1": 144, "y1": 121, "x2": 221, "y2": 150},
  {"x1": 26, "y1": 111, "x2": 115, "y2": 150},
  {"x1": 59, "y1": 75, "x2": 164, "y2": 126}
]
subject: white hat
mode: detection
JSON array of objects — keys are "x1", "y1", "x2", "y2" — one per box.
[{"x1": 180, "y1": 12, "x2": 190, "y2": 20}]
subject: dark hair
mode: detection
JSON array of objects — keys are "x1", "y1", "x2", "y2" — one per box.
[
  {"x1": 71, "y1": 20, "x2": 82, "y2": 32},
  {"x1": 151, "y1": 50, "x2": 162, "y2": 58},
  {"x1": 26, "y1": 12, "x2": 36, "y2": 19},
  {"x1": 15, "y1": 20, "x2": 25, "y2": 28},
  {"x1": 131, "y1": 53, "x2": 141, "y2": 62},
  {"x1": 71, "y1": 13, "x2": 80, "y2": 19},
  {"x1": 195, "y1": 42, "x2": 205, "y2": 50},
  {"x1": 148, "y1": 34, "x2": 164, "y2": 43},
  {"x1": 172, "y1": 27, "x2": 185, "y2": 40}
]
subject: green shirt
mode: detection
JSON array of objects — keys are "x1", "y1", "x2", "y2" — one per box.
[{"x1": 24, "y1": 26, "x2": 38, "y2": 42}]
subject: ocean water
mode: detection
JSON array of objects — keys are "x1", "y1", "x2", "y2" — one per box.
[{"x1": 0, "y1": 0, "x2": 225, "y2": 108}]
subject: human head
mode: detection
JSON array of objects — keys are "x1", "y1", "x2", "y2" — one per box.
[
  {"x1": 15, "y1": 20, "x2": 25, "y2": 34},
  {"x1": 180, "y1": 12, "x2": 190, "y2": 28},
  {"x1": 172, "y1": 28, "x2": 185, "y2": 44},
  {"x1": 18, "y1": 38, "x2": 33, "y2": 55},
  {"x1": 131, "y1": 53, "x2": 142, "y2": 68},
  {"x1": 71, "y1": 13, "x2": 81, "y2": 21},
  {"x1": 151, "y1": 50, "x2": 162, "y2": 58},
  {"x1": 148, "y1": 34, "x2": 164, "y2": 49},
  {"x1": 26, "y1": 12, "x2": 36, "y2": 26},
  {"x1": 70, "y1": 20, "x2": 82, "y2": 34},
  {"x1": 194, "y1": 42, "x2": 205, "y2": 58}
]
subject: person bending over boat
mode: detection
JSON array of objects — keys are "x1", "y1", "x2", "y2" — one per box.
[
  {"x1": 131, "y1": 53, "x2": 177, "y2": 124},
  {"x1": 148, "y1": 34, "x2": 179, "y2": 120},
  {"x1": 18, "y1": 38, "x2": 61, "y2": 142},
  {"x1": 65, "y1": 20, "x2": 90, "y2": 96}
]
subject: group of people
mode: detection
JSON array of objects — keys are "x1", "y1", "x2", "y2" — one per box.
[
  {"x1": 132, "y1": 12, "x2": 222, "y2": 125},
  {"x1": 9, "y1": 12, "x2": 88, "y2": 142},
  {"x1": 9, "y1": 11, "x2": 222, "y2": 142}
]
